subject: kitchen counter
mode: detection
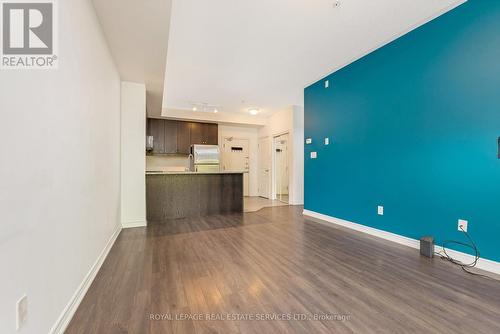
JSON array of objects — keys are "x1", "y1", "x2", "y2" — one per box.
[
  {"x1": 146, "y1": 172, "x2": 243, "y2": 220},
  {"x1": 146, "y1": 171, "x2": 245, "y2": 175}
]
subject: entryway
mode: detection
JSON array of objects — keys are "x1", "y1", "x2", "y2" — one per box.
[{"x1": 221, "y1": 137, "x2": 250, "y2": 196}]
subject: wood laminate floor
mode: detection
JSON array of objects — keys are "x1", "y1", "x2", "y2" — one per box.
[{"x1": 66, "y1": 206, "x2": 500, "y2": 334}]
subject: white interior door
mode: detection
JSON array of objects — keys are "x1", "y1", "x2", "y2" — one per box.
[
  {"x1": 274, "y1": 134, "x2": 289, "y2": 203},
  {"x1": 222, "y1": 137, "x2": 250, "y2": 196},
  {"x1": 258, "y1": 137, "x2": 271, "y2": 198}
]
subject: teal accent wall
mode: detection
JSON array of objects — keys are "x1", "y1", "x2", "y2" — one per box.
[{"x1": 304, "y1": 0, "x2": 500, "y2": 262}]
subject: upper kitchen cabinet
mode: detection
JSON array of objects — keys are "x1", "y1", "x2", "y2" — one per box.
[
  {"x1": 190, "y1": 122, "x2": 218, "y2": 145},
  {"x1": 177, "y1": 121, "x2": 191, "y2": 155},
  {"x1": 189, "y1": 122, "x2": 203, "y2": 145},
  {"x1": 147, "y1": 119, "x2": 218, "y2": 155},
  {"x1": 204, "y1": 123, "x2": 218, "y2": 145},
  {"x1": 147, "y1": 118, "x2": 177, "y2": 154},
  {"x1": 147, "y1": 118, "x2": 165, "y2": 154},
  {"x1": 164, "y1": 120, "x2": 178, "y2": 154}
]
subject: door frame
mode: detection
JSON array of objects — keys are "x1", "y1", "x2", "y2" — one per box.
[
  {"x1": 272, "y1": 131, "x2": 290, "y2": 203},
  {"x1": 258, "y1": 136, "x2": 271, "y2": 198}
]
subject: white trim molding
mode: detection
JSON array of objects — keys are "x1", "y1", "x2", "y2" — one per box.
[
  {"x1": 122, "y1": 220, "x2": 147, "y2": 228},
  {"x1": 49, "y1": 226, "x2": 122, "y2": 334},
  {"x1": 303, "y1": 209, "x2": 500, "y2": 276}
]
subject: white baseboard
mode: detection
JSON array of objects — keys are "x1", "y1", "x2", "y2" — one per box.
[
  {"x1": 49, "y1": 225, "x2": 122, "y2": 334},
  {"x1": 122, "y1": 219, "x2": 147, "y2": 228},
  {"x1": 303, "y1": 209, "x2": 500, "y2": 276}
]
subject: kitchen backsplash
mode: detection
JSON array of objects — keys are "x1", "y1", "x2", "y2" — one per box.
[{"x1": 146, "y1": 155, "x2": 190, "y2": 172}]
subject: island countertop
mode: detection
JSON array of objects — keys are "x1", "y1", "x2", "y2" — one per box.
[{"x1": 146, "y1": 171, "x2": 245, "y2": 175}]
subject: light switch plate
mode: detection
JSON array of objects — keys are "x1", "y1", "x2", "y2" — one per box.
[
  {"x1": 310, "y1": 152, "x2": 317, "y2": 159},
  {"x1": 325, "y1": 80, "x2": 329, "y2": 88},
  {"x1": 306, "y1": 138, "x2": 312, "y2": 144},
  {"x1": 324, "y1": 138, "x2": 329, "y2": 145},
  {"x1": 377, "y1": 206, "x2": 384, "y2": 216},
  {"x1": 458, "y1": 219, "x2": 468, "y2": 232}
]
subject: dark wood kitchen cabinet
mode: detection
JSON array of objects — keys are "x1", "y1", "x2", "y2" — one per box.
[
  {"x1": 147, "y1": 118, "x2": 218, "y2": 155},
  {"x1": 176, "y1": 121, "x2": 191, "y2": 155},
  {"x1": 190, "y1": 122, "x2": 218, "y2": 145},
  {"x1": 164, "y1": 120, "x2": 178, "y2": 154},
  {"x1": 147, "y1": 118, "x2": 177, "y2": 154},
  {"x1": 147, "y1": 118, "x2": 165, "y2": 154},
  {"x1": 189, "y1": 122, "x2": 203, "y2": 145},
  {"x1": 204, "y1": 123, "x2": 218, "y2": 145}
]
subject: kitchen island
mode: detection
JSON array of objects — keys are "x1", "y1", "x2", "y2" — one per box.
[{"x1": 146, "y1": 171, "x2": 244, "y2": 221}]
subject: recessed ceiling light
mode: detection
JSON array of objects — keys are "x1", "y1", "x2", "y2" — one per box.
[
  {"x1": 193, "y1": 106, "x2": 197, "y2": 111},
  {"x1": 249, "y1": 108, "x2": 259, "y2": 115},
  {"x1": 214, "y1": 108, "x2": 218, "y2": 113}
]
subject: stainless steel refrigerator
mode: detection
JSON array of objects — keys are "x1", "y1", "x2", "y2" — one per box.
[{"x1": 190, "y1": 145, "x2": 220, "y2": 172}]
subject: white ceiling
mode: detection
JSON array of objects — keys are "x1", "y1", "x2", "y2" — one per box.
[
  {"x1": 162, "y1": 0, "x2": 464, "y2": 117},
  {"x1": 92, "y1": 0, "x2": 465, "y2": 118},
  {"x1": 92, "y1": 0, "x2": 172, "y2": 116}
]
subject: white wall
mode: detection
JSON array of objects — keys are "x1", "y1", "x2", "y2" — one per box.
[
  {"x1": 219, "y1": 125, "x2": 260, "y2": 196},
  {"x1": 121, "y1": 82, "x2": 146, "y2": 228},
  {"x1": 291, "y1": 106, "x2": 304, "y2": 205},
  {"x1": 259, "y1": 106, "x2": 304, "y2": 205},
  {"x1": 0, "y1": 1, "x2": 121, "y2": 333},
  {"x1": 259, "y1": 107, "x2": 294, "y2": 138}
]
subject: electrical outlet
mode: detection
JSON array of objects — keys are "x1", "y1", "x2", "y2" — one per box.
[
  {"x1": 306, "y1": 138, "x2": 312, "y2": 144},
  {"x1": 458, "y1": 219, "x2": 468, "y2": 232},
  {"x1": 310, "y1": 152, "x2": 317, "y2": 159},
  {"x1": 325, "y1": 80, "x2": 329, "y2": 88},
  {"x1": 377, "y1": 206, "x2": 384, "y2": 216},
  {"x1": 16, "y1": 295, "x2": 28, "y2": 330},
  {"x1": 324, "y1": 138, "x2": 329, "y2": 145}
]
